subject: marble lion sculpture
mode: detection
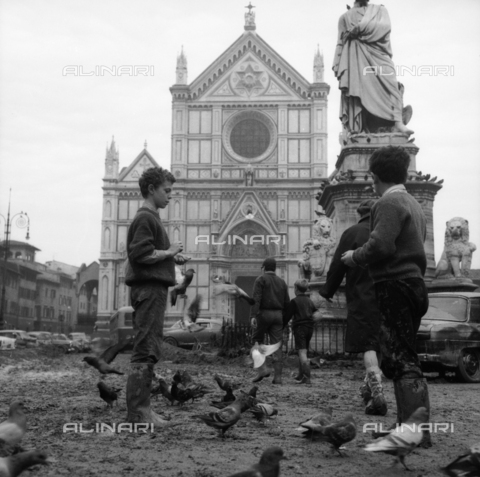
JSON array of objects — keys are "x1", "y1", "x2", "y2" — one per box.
[{"x1": 435, "y1": 217, "x2": 476, "y2": 279}]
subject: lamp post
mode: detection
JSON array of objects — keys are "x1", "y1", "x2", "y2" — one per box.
[{"x1": 0, "y1": 189, "x2": 30, "y2": 330}]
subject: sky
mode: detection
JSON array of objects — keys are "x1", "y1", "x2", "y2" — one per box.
[{"x1": 0, "y1": 0, "x2": 479, "y2": 269}]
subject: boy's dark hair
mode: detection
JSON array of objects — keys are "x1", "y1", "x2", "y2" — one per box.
[
  {"x1": 294, "y1": 279, "x2": 309, "y2": 293},
  {"x1": 139, "y1": 167, "x2": 176, "y2": 198},
  {"x1": 369, "y1": 146, "x2": 410, "y2": 184},
  {"x1": 262, "y1": 257, "x2": 276, "y2": 271}
]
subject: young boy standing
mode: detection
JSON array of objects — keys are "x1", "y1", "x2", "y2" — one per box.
[
  {"x1": 283, "y1": 279, "x2": 317, "y2": 384},
  {"x1": 125, "y1": 166, "x2": 186, "y2": 426}
]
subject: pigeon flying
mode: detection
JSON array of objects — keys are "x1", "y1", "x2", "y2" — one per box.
[
  {"x1": 193, "y1": 395, "x2": 246, "y2": 437},
  {"x1": 251, "y1": 341, "x2": 282, "y2": 369},
  {"x1": 214, "y1": 283, "x2": 255, "y2": 306},
  {"x1": 443, "y1": 443, "x2": 480, "y2": 476},
  {"x1": 0, "y1": 401, "x2": 27, "y2": 449},
  {"x1": 82, "y1": 340, "x2": 132, "y2": 375},
  {"x1": 309, "y1": 413, "x2": 357, "y2": 456},
  {"x1": 0, "y1": 450, "x2": 49, "y2": 477},
  {"x1": 97, "y1": 382, "x2": 121, "y2": 409},
  {"x1": 227, "y1": 446, "x2": 287, "y2": 477},
  {"x1": 170, "y1": 268, "x2": 195, "y2": 306},
  {"x1": 364, "y1": 407, "x2": 428, "y2": 470}
]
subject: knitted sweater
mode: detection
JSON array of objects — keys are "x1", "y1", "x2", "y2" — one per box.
[
  {"x1": 250, "y1": 272, "x2": 290, "y2": 319},
  {"x1": 352, "y1": 191, "x2": 427, "y2": 283},
  {"x1": 283, "y1": 294, "x2": 316, "y2": 329},
  {"x1": 125, "y1": 208, "x2": 175, "y2": 287}
]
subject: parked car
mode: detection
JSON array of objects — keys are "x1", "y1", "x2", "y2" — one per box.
[
  {"x1": 68, "y1": 333, "x2": 92, "y2": 352},
  {"x1": 51, "y1": 333, "x2": 78, "y2": 353},
  {"x1": 0, "y1": 330, "x2": 37, "y2": 348},
  {"x1": 416, "y1": 292, "x2": 480, "y2": 383},
  {"x1": 163, "y1": 318, "x2": 223, "y2": 348},
  {"x1": 28, "y1": 332, "x2": 53, "y2": 345},
  {"x1": 0, "y1": 335, "x2": 16, "y2": 350}
]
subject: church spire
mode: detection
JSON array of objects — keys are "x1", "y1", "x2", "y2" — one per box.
[
  {"x1": 313, "y1": 45, "x2": 324, "y2": 83},
  {"x1": 105, "y1": 135, "x2": 119, "y2": 179},
  {"x1": 176, "y1": 46, "x2": 188, "y2": 85},
  {"x1": 244, "y1": 2, "x2": 256, "y2": 31}
]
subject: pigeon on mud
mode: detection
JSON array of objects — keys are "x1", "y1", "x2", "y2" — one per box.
[
  {"x1": 248, "y1": 403, "x2": 278, "y2": 424},
  {"x1": 442, "y1": 443, "x2": 480, "y2": 476},
  {"x1": 214, "y1": 283, "x2": 255, "y2": 306},
  {"x1": 151, "y1": 377, "x2": 175, "y2": 405},
  {"x1": 227, "y1": 447, "x2": 287, "y2": 477},
  {"x1": 297, "y1": 407, "x2": 333, "y2": 438},
  {"x1": 0, "y1": 450, "x2": 49, "y2": 477},
  {"x1": 193, "y1": 395, "x2": 246, "y2": 437},
  {"x1": 97, "y1": 382, "x2": 121, "y2": 409},
  {"x1": 170, "y1": 267, "x2": 195, "y2": 306},
  {"x1": 0, "y1": 402, "x2": 27, "y2": 451},
  {"x1": 82, "y1": 340, "x2": 132, "y2": 375},
  {"x1": 250, "y1": 341, "x2": 282, "y2": 369},
  {"x1": 308, "y1": 413, "x2": 357, "y2": 456},
  {"x1": 213, "y1": 374, "x2": 241, "y2": 392},
  {"x1": 364, "y1": 407, "x2": 428, "y2": 470},
  {"x1": 211, "y1": 391, "x2": 256, "y2": 413}
]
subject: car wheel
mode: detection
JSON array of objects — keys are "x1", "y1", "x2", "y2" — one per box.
[
  {"x1": 163, "y1": 336, "x2": 178, "y2": 347},
  {"x1": 456, "y1": 349, "x2": 480, "y2": 383}
]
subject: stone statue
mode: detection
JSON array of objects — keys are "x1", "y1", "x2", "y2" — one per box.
[
  {"x1": 435, "y1": 217, "x2": 477, "y2": 279},
  {"x1": 245, "y1": 8, "x2": 255, "y2": 27},
  {"x1": 333, "y1": 1, "x2": 413, "y2": 136},
  {"x1": 245, "y1": 164, "x2": 254, "y2": 186},
  {"x1": 298, "y1": 212, "x2": 337, "y2": 280}
]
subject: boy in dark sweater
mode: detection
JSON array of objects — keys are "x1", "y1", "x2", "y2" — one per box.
[
  {"x1": 125, "y1": 166, "x2": 186, "y2": 426},
  {"x1": 341, "y1": 146, "x2": 431, "y2": 446},
  {"x1": 283, "y1": 279, "x2": 317, "y2": 384}
]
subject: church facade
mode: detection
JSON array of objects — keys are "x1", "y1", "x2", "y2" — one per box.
[{"x1": 96, "y1": 10, "x2": 330, "y2": 328}]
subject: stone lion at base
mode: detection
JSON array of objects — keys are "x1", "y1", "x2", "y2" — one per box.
[{"x1": 435, "y1": 217, "x2": 477, "y2": 279}]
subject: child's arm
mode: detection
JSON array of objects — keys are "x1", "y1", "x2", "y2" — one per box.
[{"x1": 283, "y1": 300, "x2": 296, "y2": 328}]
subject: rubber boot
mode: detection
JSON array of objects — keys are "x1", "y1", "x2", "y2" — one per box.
[
  {"x1": 293, "y1": 359, "x2": 304, "y2": 383},
  {"x1": 394, "y1": 376, "x2": 432, "y2": 448},
  {"x1": 301, "y1": 362, "x2": 311, "y2": 384},
  {"x1": 272, "y1": 362, "x2": 283, "y2": 385},
  {"x1": 126, "y1": 363, "x2": 172, "y2": 428},
  {"x1": 365, "y1": 371, "x2": 388, "y2": 416},
  {"x1": 252, "y1": 362, "x2": 271, "y2": 383}
]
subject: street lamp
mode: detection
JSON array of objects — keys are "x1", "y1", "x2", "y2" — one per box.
[{"x1": 0, "y1": 189, "x2": 31, "y2": 330}]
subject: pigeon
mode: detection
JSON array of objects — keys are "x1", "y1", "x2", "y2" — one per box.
[
  {"x1": 247, "y1": 386, "x2": 259, "y2": 398},
  {"x1": 151, "y1": 377, "x2": 175, "y2": 405},
  {"x1": 0, "y1": 450, "x2": 49, "y2": 477},
  {"x1": 97, "y1": 382, "x2": 121, "y2": 409},
  {"x1": 221, "y1": 388, "x2": 236, "y2": 403},
  {"x1": 443, "y1": 443, "x2": 480, "y2": 476},
  {"x1": 346, "y1": 4, "x2": 351, "y2": 10},
  {"x1": 364, "y1": 407, "x2": 428, "y2": 470},
  {"x1": 170, "y1": 381, "x2": 195, "y2": 405},
  {"x1": 82, "y1": 339, "x2": 132, "y2": 375},
  {"x1": 171, "y1": 268, "x2": 195, "y2": 306},
  {"x1": 308, "y1": 413, "x2": 357, "y2": 456},
  {"x1": 228, "y1": 446, "x2": 287, "y2": 477},
  {"x1": 213, "y1": 374, "x2": 241, "y2": 392},
  {"x1": 248, "y1": 403, "x2": 278, "y2": 424},
  {"x1": 214, "y1": 283, "x2": 255, "y2": 306},
  {"x1": 193, "y1": 395, "x2": 246, "y2": 437},
  {"x1": 0, "y1": 402, "x2": 27, "y2": 450},
  {"x1": 297, "y1": 407, "x2": 333, "y2": 438},
  {"x1": 211, "y1": 391, "x2": 256, "y2": 413},
  {"x1": 251, "y1": 341, "x2": 282, "y2": 369}
]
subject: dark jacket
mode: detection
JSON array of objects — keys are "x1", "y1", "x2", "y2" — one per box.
[
  {"x1": 125, "y1": 208, "x2": 175, "y2": 287},
  {"x1": 353, "y1": 191, "x2": 427, "y2": 283},
  {"x1": 283, "y1": 294, "x2": 316, "y2": 329},
  {"x1": 320, "y1": 215, "x2": 381, "y2": 353},
  {"x1": 250, "y1": 272, "x2": 290, "y2": 319}
]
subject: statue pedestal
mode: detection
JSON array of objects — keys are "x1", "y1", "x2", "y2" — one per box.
[
  {"x1": 427, "y1": 277, "x2": 478, "y2": 294},
  {"x1": 319, "y1": 133, "x2": 443, "y2": 281},
  {"x1": 307, "y1": 277, "x2": 347, "y2": 320}
]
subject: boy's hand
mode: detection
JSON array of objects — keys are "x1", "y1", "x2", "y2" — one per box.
[
  {"x1": 341, "y1": 250, "x2": 357, "y2": 268},
  {"x1": 174, "y1": 254, "x2": 191, "y2": 265},
  {"x1": 169, "y1": 241, "x2": 183, "y2": 256}
]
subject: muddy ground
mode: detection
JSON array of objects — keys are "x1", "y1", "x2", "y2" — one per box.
[{"x1": 0, "y1": 346, "x2": 478, "y2": 477}]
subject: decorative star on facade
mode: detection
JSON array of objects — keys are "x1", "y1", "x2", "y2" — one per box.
[{"x1": 235, "y1": 64, "x2": 264, "y2": 96}]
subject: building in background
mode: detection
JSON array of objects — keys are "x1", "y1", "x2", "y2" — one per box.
[{"x1": 96, "y1": 9, "x2": 330, "y2": 330}]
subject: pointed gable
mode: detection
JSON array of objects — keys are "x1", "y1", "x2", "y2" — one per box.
[
  {"x1": 118, "y1": 149, "x2": 160, "y2": 182},
  {"x1": 188, "y1": 31, "x2": 311, "y2": 102}
]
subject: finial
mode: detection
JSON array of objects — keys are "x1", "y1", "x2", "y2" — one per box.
[
  {"x1": 244, "y1": 2, "x2": 256, "y2": 30},
  {"x1": 144, "y1": 140, "x2": 147, "y2": 149}
]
